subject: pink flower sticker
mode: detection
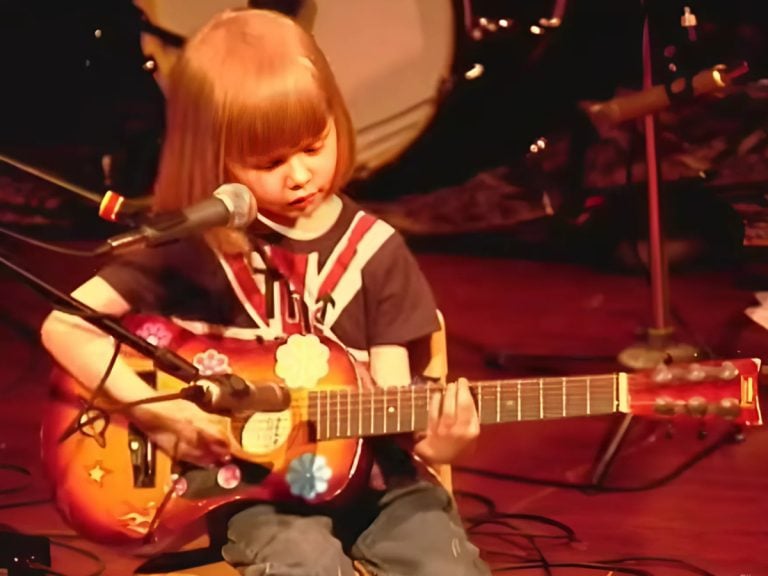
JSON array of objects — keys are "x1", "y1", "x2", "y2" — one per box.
[{"x1": 193, "y1": 349, "x2": 232, "y2": 376}]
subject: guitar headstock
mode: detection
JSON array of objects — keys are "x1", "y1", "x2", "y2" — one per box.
[{"x1": 626, "y1": 358, "x2": 763, "y2": 426}]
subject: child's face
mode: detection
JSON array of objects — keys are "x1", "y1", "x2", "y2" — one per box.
[{"x1": 229, "y1": 119, "x2": 338, "y2": 224}]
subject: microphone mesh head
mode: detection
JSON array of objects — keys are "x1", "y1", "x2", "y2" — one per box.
[{"x1": 213, "y1": 183, "x2": 257, "y2": 228}]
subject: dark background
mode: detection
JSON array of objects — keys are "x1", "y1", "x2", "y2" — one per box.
[{"x1": 1, "y1": 0, "x2": 766, "y2": 198}]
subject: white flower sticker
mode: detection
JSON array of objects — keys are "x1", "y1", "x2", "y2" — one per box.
[
  {"x1": 193, "y1": 349, "x2": 232, "y2": 376},
  {"x1": 285, "y1": 453, "x2": 332, "y2": 500},
  {"x1": 274, "y1": 334, "x2": 330, "y2": 389}
]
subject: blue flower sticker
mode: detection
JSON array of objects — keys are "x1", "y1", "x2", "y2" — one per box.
[{"x1": 285, "y1": 453, "x2": 332, "y2": 500}]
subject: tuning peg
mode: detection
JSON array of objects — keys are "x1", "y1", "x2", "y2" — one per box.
[
  {"x1": 717, "y1": 361, "x2": 739, "y2": 380},
  {"x1": 686, "y1": 396, "x2": 708, "y2": 417},
  {"x1": 652, "y1": 364, "x2": 674, "y2": 383},
  {"x1": 654, "y1": 396, "x2": 675, "y2": 415},
  {"x1": 718, "y1": 397, "x2": 741, "y2": 419},
  {"x1": 685, "y1": 363, "x2": 707, "y2": 381}
]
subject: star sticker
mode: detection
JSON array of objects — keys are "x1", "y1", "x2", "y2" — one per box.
[{"x1": 86, "y1": 461, "x2": 112, "y2": 485}]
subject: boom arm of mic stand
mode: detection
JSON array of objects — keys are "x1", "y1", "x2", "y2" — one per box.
[{"x1": 0, "y1": 253, "x2": 199, "y2": 383}]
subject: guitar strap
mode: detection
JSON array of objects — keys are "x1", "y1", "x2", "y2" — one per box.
[{"x1": 215, "y1": 209, "x2": 395, "y2": 362}]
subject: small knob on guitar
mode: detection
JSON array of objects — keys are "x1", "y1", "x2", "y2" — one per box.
[
  {"x1": 717, "y1": 397, "x2": 741, "y2": 420},
  {"x1": 686, "y1": 396, "x2": 708, "y2": 417},
  {"x1": 654, "y1": 396, "x2": 676, "y2": 415},
  {"x1": 717, "y1": 362, "x2": 739, "y2": 381},
  {"x1": 685, "y1": 364, "x2": 707, "y2": 381},
  {"x1": 652, "y1": 364, "x2": 674, "y2": 383}
]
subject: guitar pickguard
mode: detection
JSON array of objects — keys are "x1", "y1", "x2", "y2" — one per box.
[{"x1": 240, "y1": 409, "x2": 293, "y2": 455}]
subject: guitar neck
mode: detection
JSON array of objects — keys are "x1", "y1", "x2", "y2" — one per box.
[{"x1": 308, "y1": 373, "x2": 626, "y2": 441}]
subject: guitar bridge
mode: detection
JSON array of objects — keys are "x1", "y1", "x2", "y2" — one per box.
[
  {"x1": 128, "y1": 424, "x2": 156, "y2": 488},
  {"x1": 128, "y1": 368, "x2": 157, "y2": 488}
]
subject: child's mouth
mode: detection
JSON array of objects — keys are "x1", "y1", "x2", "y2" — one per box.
[{"x1": 289, "y1": 192, "x2": 318, "y2": 207}]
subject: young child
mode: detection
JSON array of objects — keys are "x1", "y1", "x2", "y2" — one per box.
[{"x1": 41, "y1": 9, "x2": 490, "y2": 576}]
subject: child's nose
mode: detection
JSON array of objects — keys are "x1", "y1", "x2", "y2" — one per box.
[{"x1": 286, "y1": 156, "x2": 311, "y2": 189}]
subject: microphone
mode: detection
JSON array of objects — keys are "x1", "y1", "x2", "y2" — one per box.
[
  {"x1": 182, "y1": 374, "x2": 291, "y2": 413},
  {"x1": 95, "y1": 183, "x2": 255, "y2": 255},
  {"x1": 583, "y1": 62, "x2": 749, "y2": 130}
]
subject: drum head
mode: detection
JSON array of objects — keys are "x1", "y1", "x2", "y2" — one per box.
[{"x1": 135, "y1": 0, "x2": 456, "y2": 178}]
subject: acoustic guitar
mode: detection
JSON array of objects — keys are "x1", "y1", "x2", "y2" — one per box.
[{"x1": 40, "y1": 316, "x2": 763, "y2": 552}]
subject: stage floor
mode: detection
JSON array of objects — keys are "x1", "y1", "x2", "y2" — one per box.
[{"x1": 1, "y1": 240, "x2": 766, "y2": 576}]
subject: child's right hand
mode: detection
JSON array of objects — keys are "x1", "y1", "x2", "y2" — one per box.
[{"x1": 130, "y1": 400, "x2": 232, "y2": 468}]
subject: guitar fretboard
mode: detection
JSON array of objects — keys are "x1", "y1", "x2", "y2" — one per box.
[{"x1": 307, "y1": 375, "x2": 622, "y2": 441}]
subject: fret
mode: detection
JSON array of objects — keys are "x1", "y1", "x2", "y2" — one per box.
[
  {"x1": 542, "y1": 378, "x2": 565, "y2": 419},
  {"x1": 539, "y1": 378, "x2": 544, "y2": 420},
  {"x1": 368, "y1": 390, "x2": 376, "y2": 434},
  {"x1": 358, "y1": 387, "x2": 363, "y2": 437},
  {"x1": 586, "y1": 377, "x2": 591, "y2": 415},
  {"x1": 502, "y1": 381, "x2": 514, "y2": 423},
  {"x1": 565, "y1": 376, "x2": 587, "y2": 417},
  {"x1": 325, "y1": 389, "x2": 331, "y2": 440},
  {"x1": 477, "y1": 384, "x2": 482, "y2": 423},
  {"x1": 496, "y1": 381, "x2": 501, "y2": 423},
  {"x1": 411, "y1": 385, "x2": 415, "y2": 432},
  {"x1": 360, "y1": 389, "x2": 372, "y2": 436},
  {"x1": 336, "y1": 389, "x2": 341, "y2": 439},
  {"x1": 382, "y1": 387, "x2": 387, "y2": 434},
  {"x1": 369, "y1": 388, "x2": 375, "y2": 435},
  {"x1": 521, "y1": 380, "x2": 542, "y2": 421},
  {"x1": 347, "y1": 388, "x2": 352, "y2": 438},
  {"x1": 396, "y1": 387, "x2": 401, "y2": 432},
  {"x1": 562, "y1": 377, "x2": 566, "y2": 417},
  {"x1": 516, "y1": 381, "x2": 521, "y2": 422},
  {"x1": 314, "y1": 392, "x2": 321, "y2": 440}
]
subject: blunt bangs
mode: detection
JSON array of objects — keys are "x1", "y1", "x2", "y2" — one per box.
[{"x1": 222, "y1": 64, "x2": 331, "y2": 166}]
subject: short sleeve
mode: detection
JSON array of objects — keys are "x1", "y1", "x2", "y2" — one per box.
[
  {"x1": 362, "y1": 231, "x2": 440, "y2": 346},
  {"x1": 96, "y1": 237, "x2": 232, "y2": 321}
]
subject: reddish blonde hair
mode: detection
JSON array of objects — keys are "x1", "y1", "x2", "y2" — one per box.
[{"x1": 152, "y1": 9, "x2": 355, "y2": 253}]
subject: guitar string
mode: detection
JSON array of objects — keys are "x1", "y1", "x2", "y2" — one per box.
[{"x1": 225, "y1": 396, "x2": 674, "y2": 433}]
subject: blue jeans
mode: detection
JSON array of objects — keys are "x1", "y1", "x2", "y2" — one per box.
[{"x1": 221, "y1": 480, "x2": 491, "y2": 576}]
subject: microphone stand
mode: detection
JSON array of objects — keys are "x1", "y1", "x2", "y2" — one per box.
[
  {"x1": 1, "y1": 250, "x2": 290, "y2": 415},
  {"x1": 594, "y1": 2, "x2": 700, "y2": 488},
  {"x1": 617, "y1": 3, "x2": 699, "y2": 370},
  {"x1": 0, "y1": 253, "x2": 200, "y2": 383}
]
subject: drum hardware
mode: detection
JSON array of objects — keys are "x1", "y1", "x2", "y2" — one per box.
[{"x1": 467, "y1": 0, "x2": 566, "y2": 40}]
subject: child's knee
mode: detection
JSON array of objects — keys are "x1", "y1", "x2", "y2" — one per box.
[{"x1": 223, "y1": 508, "x2": 355, "y2": 575}]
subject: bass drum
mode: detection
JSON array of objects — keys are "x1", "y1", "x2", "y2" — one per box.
[{"x1": 134, "y1": 0, "x2": 458, "y2": 179}]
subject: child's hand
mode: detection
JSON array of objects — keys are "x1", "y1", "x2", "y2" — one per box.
[
  {"x1": 414, "y1": 377, "x2": 480, "y2": 465},
  {"x1": 131, "y1": 400, "x2": 232, "y2": 468}
]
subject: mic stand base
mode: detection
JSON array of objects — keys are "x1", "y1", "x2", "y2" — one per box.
[{"x1": 617, "y1": 327, "x2": 700, "y2": 370}]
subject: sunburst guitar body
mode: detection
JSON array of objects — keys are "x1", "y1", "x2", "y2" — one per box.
[{"x1": 40, "y1": 315, "x2": 763, "y2": 553}]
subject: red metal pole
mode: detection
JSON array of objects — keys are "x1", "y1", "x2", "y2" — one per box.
[{"x1": 641, "y1": 14, "x2": 671, "y2": 333}]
